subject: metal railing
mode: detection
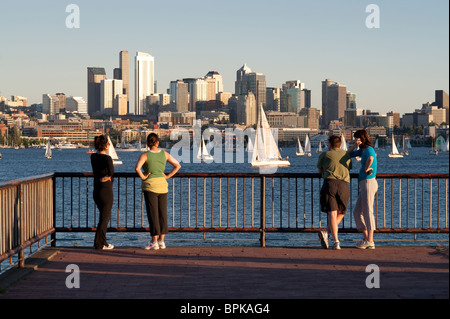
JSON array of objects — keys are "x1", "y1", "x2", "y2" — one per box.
[
  {"x1": 53, "y1": 172, "x2": 449, "y2": 244},
  {"x1": 0, "y1": 174, "x2": 55, "y2": 271},
  {"x1": 1, "y1": 172, "x2": 448, "y2": 271}
]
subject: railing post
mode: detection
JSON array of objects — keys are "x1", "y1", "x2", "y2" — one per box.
[
  {"x1": 260, "y1": 176, "x2": 266, "y2": 248},
  {"x1": 16, "y1": 184, "x2": 25, "y2": 268},
  {"x1": 51, "y1": 174, "x2": 56, "y2": 247}
]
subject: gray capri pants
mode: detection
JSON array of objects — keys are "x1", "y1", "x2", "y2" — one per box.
[{"x1": 353, "y1": 179, "x2": 378, "y2": 231}]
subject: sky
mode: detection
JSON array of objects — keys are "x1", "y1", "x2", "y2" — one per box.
[{"x1": 0, "y1": 0, "x2": 448, "y2": 116}]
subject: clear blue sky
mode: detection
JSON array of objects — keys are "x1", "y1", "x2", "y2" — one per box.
[{"x1": 0, "y1": 0, "x2": 448, "y2": 115}]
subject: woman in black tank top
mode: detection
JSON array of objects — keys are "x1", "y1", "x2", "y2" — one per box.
[{"x1": 90, "y1": 135, "x2": 114, "y2": 250}]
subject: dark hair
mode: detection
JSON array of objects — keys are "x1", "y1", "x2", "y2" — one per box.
[
  {"x1": 328, "y1": 135, "x2": 342, "y2": 149},
  {"x1": 94, "y1": 135, "x2": 109, "y2": 152},
  {"x1": 147, "y1": 133, "x2": 159, "y2": 148},
  {"x1": 353, "y1": 129, "x2": 373, "y2": 148}
]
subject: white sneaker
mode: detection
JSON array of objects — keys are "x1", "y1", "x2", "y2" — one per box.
[
  {"x1": 158, "y1": 240, "x2": 166, "y2": 249},
  {"x1": 102, "y1": 244, "x2": 114, "y2": 250},
  {"x1": 333, "y1": 241, "x2": 341, "y2": 250},
  {"x1": 356, "y1": 240, "x2": 375, "y2": 249},
  {"x1": 318, "y1": 231, "x2": 329, "y2": 249},
  {"x1": 144, "y1": 241, "x2": 159, "y2": 250}
]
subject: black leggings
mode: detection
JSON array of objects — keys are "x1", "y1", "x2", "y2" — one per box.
[
  {"x1": 143, "y1": 191, "x2": 168, "y2": 237},
  {"x1": 93, "y1": 183, "x2": 113, "y2": 249}
]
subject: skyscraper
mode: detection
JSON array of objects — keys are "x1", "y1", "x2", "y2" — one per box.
[
  {"x1": 114, "y1": 51, "x2": 130, "y2": 113},
  {"x1": 235, "y1": 64, "x2": 266, "y2": 110},
  {"x1": 170, "y1": 80, "x2": 189, "y2": 113},
  {"x1": 135, "y1": 52, "x2": 154, "y2": 115},
  {"x1": 87, "y1": 67, "x2": 106, "y2": 114},
  {"x1": 100, "y1": 79, "x2": 123, "y2": 115},
  {"x1": 322, "y1": 79, "x2": 347, "y2": 128}
]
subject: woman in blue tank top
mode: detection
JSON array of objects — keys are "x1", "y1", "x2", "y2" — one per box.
[{"x1": 348, "y1": 129, "x2": 378, "y2": 249}]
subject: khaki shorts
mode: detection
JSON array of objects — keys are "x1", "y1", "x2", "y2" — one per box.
[{"x1": 320, "y1": 179, "x2": 350, "y2": 214}]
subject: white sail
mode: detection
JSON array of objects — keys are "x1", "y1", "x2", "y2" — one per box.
[
  {"x1": 340, "y1": 134, "x2": 348, "y2": 151},
  {"x1": 316, "y1": 141, "x2": 323, "y2": 153},
  {"x1": 296, "y1": 137, "x2": 304, "y2": 156},
  {"x1": 437, "y1": 136, "x2": 446, "y2": 152},
  {"x1": 389, "y1": 136, "x2": 403, "y2": 158},
  {"x1": 107, "y1": 136, "x2": 123, "y2": 165},
  {"x1": 374, "y1": 139, "x2": 379, "y2": 149},
  {"x1": 198, "y1": 139, "x2": 213, "y2": 161},
  {"x1": 45, "y1": 141, "x2": 52, "y2": 159},
  {"x1": 251, "y1": 106, "x2": 290, "y2": 167},
  {"x1": 445, "y1": 138, "x2": 449, "y2": 152},
  {"x1": 304, "y1": 135, "x2": 311, "y2": 153}
]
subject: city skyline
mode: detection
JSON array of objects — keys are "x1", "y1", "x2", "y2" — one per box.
[{"x1": 0, "y1": 0, "x2": 448, "y2": 116}]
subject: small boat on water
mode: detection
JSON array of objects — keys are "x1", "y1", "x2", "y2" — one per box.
[
  {"x1": 388, "y1": 136, "x2": 403, "y2": 158},
  {"x1": 45, "y1": 141, "x2": 52, "y2": 159},
  {"x1": 251, "y1": 106, "x2": 290, "y2": 167},
  {"x1": 197, "y1": 138, "x2": 214, "y2": 162},
  {"x1": 296, "y1": 137, "x2": 305, "y2": 156},
  {"x1": 107, "y1": 136, "x2": 123, "y2": 165}
]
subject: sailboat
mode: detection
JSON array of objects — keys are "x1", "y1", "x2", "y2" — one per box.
[
  {"x1": 340, "y1": 134, "x2": 348, "y2": 151},
  {"x1": 251, "y1": 106, "x2": 290, "y2": 167},
  {"x1": 197, "y1": 139, "x2": 214, "y2": 162},
  {"x1": 107, "y1": 136, "x2": 123, "y2": 165},
  {"x1": 403, "y1": 136, "x2": 409, "y2": 156},
  {"x1": 304, "y1": 135, "x2": 312, "y2": 157},
  {"x1": 296, "y1": 137, "x2": 305, "y2": 156},
  {"x1": 388, "y1": 136, "x2": 403, "y2": 158},
  {"x1": 316, "y1": 141, "x2": 323, "y2": 154},
  {"x1": 45, "y1": 141, "x2": 52, "y2": 159}
]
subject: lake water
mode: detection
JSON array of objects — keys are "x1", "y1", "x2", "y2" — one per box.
[{"x1": 0, "y1": 146, "x2": 448, "y2": 247}]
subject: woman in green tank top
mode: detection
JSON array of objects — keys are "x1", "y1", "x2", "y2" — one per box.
[{"x1": 135, "y1": 133, "x2": 181, "y2": 250}]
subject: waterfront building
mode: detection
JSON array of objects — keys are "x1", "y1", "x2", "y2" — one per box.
[
  {"x1": 158, "y1": 111, "x2": 196, "y2": 126},
  {"x1": 135, "y1": 52, "x2": 155, "y2": 115},
  {"x1": 87, "y1": 67, "x2": 107, "y2": 115}
]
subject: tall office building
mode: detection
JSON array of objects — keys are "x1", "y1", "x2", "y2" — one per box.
[
  {"x1": 87, "y1": 67, "x2": 106, "y2": 114},
  {"x1": 100, "y1": 79, "x2": 123, "y2": 115},
  {"x1": 135, "y1": 52, "x2": 155, "y2": 115},
  {"x1": 183, "y1": 78, "x2": 208, "y2": 112},
  {"x1": 114, "y1": 51, "x2": 130, "y2": 113},
  {"x1": 281, "y1": 81, "x2": 310, "y2": 113},
  {"x1": 235, "y1": 64, "x2": 266, "y2": 111},
  {"x1": 42, "y1": 94, "x2": 59, "y2": 114},
  {"x1": 346, "y1": 92, "x2": 357, "y2": 109},
  {"x1": 205, "y1": 71, "x2": 224, "y2": 94},
  {"x1": 170, "y1": 80, "x2": 189, "y2": 113},
  {"x1": 66, "y1": 96, "x2": 88, "y2": 113},
  {"x1": 322, "y1": 79, "x2": 347, "y2": 128}
]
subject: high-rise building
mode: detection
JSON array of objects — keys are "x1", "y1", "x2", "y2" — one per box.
[
  {"x1": 120, "y1": 51, "x2": 129, "y2": 111},
  {"x1": 87, "y1": 67, "x2": 106, "y2": 114},
  {"x1": 346, "y1": 92, "x2": 357, "y2": 109},
  {"x1": 435, "y1": 90, "x2": 449, "y2": 109},
  {"x1": 101, "y1": 79, "x2": 123, "y2": 115},
  {"x1": 205, "y1": 71, "x2": 224, "y2": 94},
  {"x1": 322, "y1": 79, "x2": 347, "y2": 128},
  {"x1": 236, "y1": 92, "x2": 257, "y2": 126},
  {"x1": 135, "y1": 52, "x2": 155, "y2": 115},
  {"x1": 183, "y1": 78, "x2": 208, "y2": 112},
  {"x1": 42, "y1": 94, "x2": 59, "y2": 114},
  {"x1": 66, "y1": 96, "x2": 88, "y2": 113},
  {"x1": 281, "y1": 81, "x2": 310, "y2": 114},
  {"x1": 170, "y1": 80, "x2": 189, "y2": 113},
  {"x1": 235, "y1": 64, "x2": 266, "y2": 111}
]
